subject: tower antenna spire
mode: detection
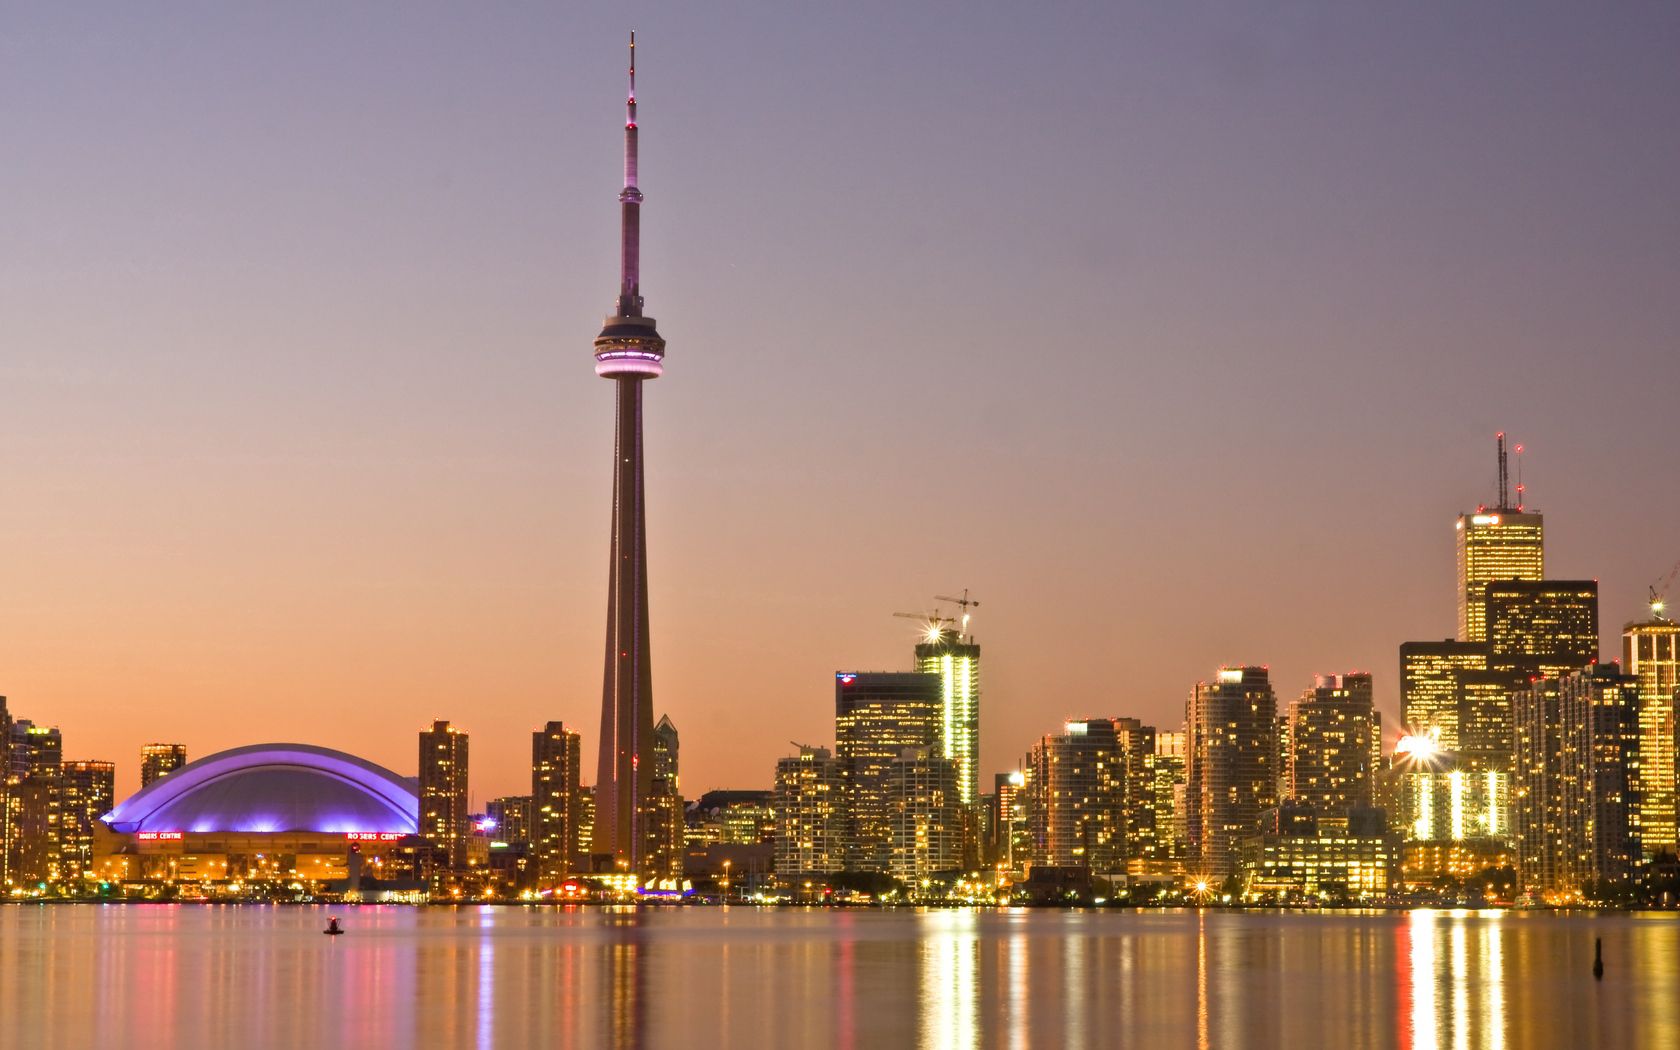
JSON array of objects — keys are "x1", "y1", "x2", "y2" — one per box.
[
  {"x1": 1496, "y1": 432, "x2": 1510, "y2": 511},
  {"x1": 617, "y1": 30, "x2": 644, "y2": 317}
]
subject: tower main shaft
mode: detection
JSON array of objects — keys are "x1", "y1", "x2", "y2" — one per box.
[{"x1": 593, "y1": 32, "x2": 667, "y2": 875}]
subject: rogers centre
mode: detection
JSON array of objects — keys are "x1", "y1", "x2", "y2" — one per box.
[{"x1": 95, "y1": 743, "x2": 425, "y2": 897}]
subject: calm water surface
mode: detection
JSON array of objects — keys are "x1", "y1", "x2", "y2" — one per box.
[{"x1": 1, "y1": 906, "x2": 1675, "y2": 1049}]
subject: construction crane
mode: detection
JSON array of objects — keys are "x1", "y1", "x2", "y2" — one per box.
[
  {"x1": 894, "y1": 610, "x2": 955, "y2": 643},
  {"x1": 934, "y1": 590, "x2": 981, "y2": 638},
  {"x1": 1650, "y1": 561, "x2": 1680, "y2": 621}
]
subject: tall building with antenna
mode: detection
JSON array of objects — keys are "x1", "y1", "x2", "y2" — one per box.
[
  {"x1": 593, "y1": 33, "x2": 669, "y2": 874},
  {"x1": 1456, "y1": 433, "x2": 1544, "y2": 642}
]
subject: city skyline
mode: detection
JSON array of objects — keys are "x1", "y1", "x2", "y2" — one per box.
[{"x1": 4, "y1": 5, "x2": 1679, "y2": 804}]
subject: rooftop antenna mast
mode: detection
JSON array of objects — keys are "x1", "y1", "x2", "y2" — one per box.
[
  {"x1": 1513, "y1": 440, "x2": 1526, "y2": 511},
  {"x1": 1495, "y1": 432, "x2": 1510, "y2": 511}
]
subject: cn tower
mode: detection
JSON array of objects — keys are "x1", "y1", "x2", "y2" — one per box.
[{"x1": 592, "y1": 32, "x2": 666, "y2": 873}]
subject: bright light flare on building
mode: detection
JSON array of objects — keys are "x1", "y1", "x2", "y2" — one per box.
[{"x1": 1395, "y1": 730, "x2": 1443, "y2": 766}]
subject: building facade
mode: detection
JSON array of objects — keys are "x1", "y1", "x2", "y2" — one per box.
[
  {"x1": 140, "y1": 744, "x2": 188, "y2": 787},
  {"x1": 914, "y1": 628, "x2": 980, "y2": 806},
  {"x1": 60, "y1": 760, "x2": 116, "y2": 882},
  {"x1": 1483, "y1": 579, "x2": 1599, "y2": 680},
  {"x1": 1623, "y1": 617, "x2": 1679, "y2": 858},
  {"x1": 773, "y1": 746, "x2": 846, "y2": 880},
  {"x1": 531, "y1": 722, "x2": 581, "y2": 885},
  {"x1": 1456, "y1": 509, "x2": 1544, "y2": 642},
  {"x1": 834, "y1": 671, "x2": 942, "y2": 872},
  {"x1": 1287, "y1": 673, "x2": 1375, "y2": 819},
  {"x1": 1399, "y1": 641, "x2": 1490, "y2": 751},
  {"x1": 418, "y1": 721, "x2": 469, "y2": 877},
  {"x1": 1187, "y1": 667, "x2": 1278, "y2": 878},
  {"x1": 886, "y1": 747, "x2": 962, "y2": 883}
]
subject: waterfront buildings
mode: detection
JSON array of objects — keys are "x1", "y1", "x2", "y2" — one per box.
[
  {"x1": 886, "y1": 747, "x2": 962, "y2": 882},
  {"x1": 593, "y1": 35, "x2": 668, "y2": 876},
  {"x1": 1187, "y1": 667, "x2": 1278, "y2": 878},
  {"x1": 1399, "y1": 641, "x2": 1490, "y2": 751},
  {"x1": 1240, "y1": 805, "x2": 1399, "y2": 900},
  {"x1": 773, "y1": 746, "x2": 845, "y2": 880},
  {"x1": 1023, "y1": 717, "x2": 1155, "y2": 876},
  {"x1": 1286, "y1": 674, "x2": 1375, "y2": 819},
  {"x1": 833, "y1": 671, "x2": 942, "y2": 871},
  {"x1": 531, "y1": 722, "x2": 581, "y2": 885},
  {"x1": 1558, "y1": 664, "x2": 1642, "y2": 890},
  {"x1": 644, "y1": 715, "x2": 685, "y2": 879},
  {"x1": 60, "y1": 760, "x2": 115, "y2": 881},
  {"x1": 486, "y1": 795, "x2": 532, "y2": 849},
  {"x1": 140, "y1": 744, "x2": 188, "y2": 787},
  {"x1": 1622, "y1": 615, "x2": 1679, "y2": 858},
  {"x1": 418, "y1": 721, "x2": 469, "y2": 877}
]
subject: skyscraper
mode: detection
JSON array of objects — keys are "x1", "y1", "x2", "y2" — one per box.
[
  {"x1": 1400, "y1": 640, "x2": 1490, "y2": 749},
  {"x1": 60, "y1": 760, "x2": 115, "y2": 882},
  {"x1": 773, "y1": 746, "x2": 846, "y2": 881},
  {"x1": 644, "y1": 714, "x2": 684, "y2": 879},
  {"x1": 1558, "y1": 664, "x2": 1642, "y2": 892},
  {"x1": 593, "y1": 33, "x2": 669, "y2": 876},
  {"x1": 1456, "y1": 434, "x2": 1544, "y2": 642},
  {"x1": 418, "y1": 720, "x2": 469, "y2": 875},
  {"x1": 1187, "y1": 666, "x2": 1278, "y2": 878},
  {"x1": 1623, "y1": 613, "x2": 1679, "y2": 859},
  {"x1": 8, "y1": 722, "x2": 63, "y2": 886},
  {"x1": 914, "y1": 625, "x2": 980, "y2": 806},
  {"x1": 140, "y1": 744, "x2": 187, "y2": 787},
  {"x1": 531, "y1": 722, "x2": 581, "y2": 885},
  {"x1": 886, "y1": 747, "x2": 962, "y2": 884},
  {"x1": 834, "y1": 671, "x2": 942, "y2": 872},
  {"x1": 1024, "y1": 718, "x2": 1152, "y2": 874},
  {"x1": 1483, "y1": 579, "x2": 1599, "y2": 679},
  {"x1": 1287, "y1": 673, "x2": 1375, "y2": 819}
]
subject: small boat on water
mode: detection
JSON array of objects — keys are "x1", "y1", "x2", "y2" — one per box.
[{"x1": 324, "y1": 918, "x2": 345, "y2": 936}]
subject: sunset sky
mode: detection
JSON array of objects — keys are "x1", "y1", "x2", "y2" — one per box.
[{"x1": 4, "y1": 3, "x2": 1678, "y2": 803}]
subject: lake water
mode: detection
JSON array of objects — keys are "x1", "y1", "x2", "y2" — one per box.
[{"x1": 1, "y1": 906, "x2": 1674, "y2": 1049}]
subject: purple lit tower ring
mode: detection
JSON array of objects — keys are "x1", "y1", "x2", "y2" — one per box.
[{"x1": 593, "y1": 32, "x2": 667, "y2": 873}]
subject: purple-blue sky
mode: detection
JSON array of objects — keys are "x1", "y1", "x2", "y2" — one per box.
[{"x1": 3, "y1": 3, "x2": 1677, "y2": 802}]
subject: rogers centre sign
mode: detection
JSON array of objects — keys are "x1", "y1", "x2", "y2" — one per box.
[
  {"x1": 345, "y1": 832, "x2": 405, "y2": 842},
  {"x1": 137, "y1": 831, "x2": 184, "y2": 841}
]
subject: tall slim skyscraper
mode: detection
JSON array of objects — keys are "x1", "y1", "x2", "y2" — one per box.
[
  {"x1": 834, "y1": 671, "x2": 942, "y2": 872},
  {"x1": 1559, "y1": 664, "x2": 1642, "y2": 891},
  {"x1": 773, "y1": 746, "x2": 846, "y2": 880},
  {"x1": 593, "y1": 33, "x2": 668, "y2": 875},
  {"x1": 1186, "y1": 666, "x2": 1278, "y2": 878},
  {"x1": 532, "y1": 722, "x2": 582, "y2": 885},
  {"x1": 644, "y1": 714, "x2": 685, "y2": 878},
  {"x1": 140, "y1": 744, "x2": 187, "y2": 787},
  {"x1": 418, "y1": 720, "x2": 470, "y2": 873},
  {"x1": 1456, "y1": 436, "x2": 1544, "y2": 641},
  {"x1": 1623, "y1": 613, "x2": 1680, "y2": 858},
  {"x1": 914, "y1": 625, "x2": 980, "y2": 805}
]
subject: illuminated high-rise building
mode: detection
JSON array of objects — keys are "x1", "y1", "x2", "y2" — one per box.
[
  {"x1": 486, "y1": 795, "x2": 533, "y2": 848},
  {"x1": 418, "y1": 720, "x2": 470, "y2": 874},
  {"x1": 1399, "y1": 641, "x2": 1489, "y2": 750},
  {"x1": 1623, "y1": 614, "x2": 1679, "y2": 858},
  {"x1": 1024, "y1": 717, "x2": 1155, "y2": 875},
  {"x1": 1483, "y1": 579, "x2": 1599, "y2": 680},
  {"x1": 1186, "y1": 667, "x2": 1277, "y2": 878},
  {"x1": 914, "y1": 625, "x2": 980, "y2": 806},
  {"x1": 643, "y1": 714, "x2": 684, "y2": 879},
  {"x1": 593, "y1": 35, "x2": 669, "y2": 876},
  {"x1": 140, "y1": 744, "x2": 187, "y2": 787},
  {"x1": 60, "y1": 760, "x2": 115, "y2": 882},
  {"x1": 531, "y1": 722, "x2": 581, "y2": 885},
  {"x1": 773, "y1": 746, "x2": 845, "y2": 880},
  {"x1": 1558, "y1": 664, "x2": 1641, "y2": 891},
  {"x1": 886, "y1": 747, "x2": 962, "y2": 883},
  {"x1": 834, "y1": 671, "x2": 942, "y2": 871},
  {"x1": 0, "y1": 697, "x2": 14, "y2": 888},
  {"x1": 8, "y1": 721, "x2": 63, "y2": 886},
  {"x1": 1287, "y1": 673, "x2": 1375, "y2": 819},
  {"x1": 1456, "y1": 434, "x2": 1544, "y2": 642}
]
